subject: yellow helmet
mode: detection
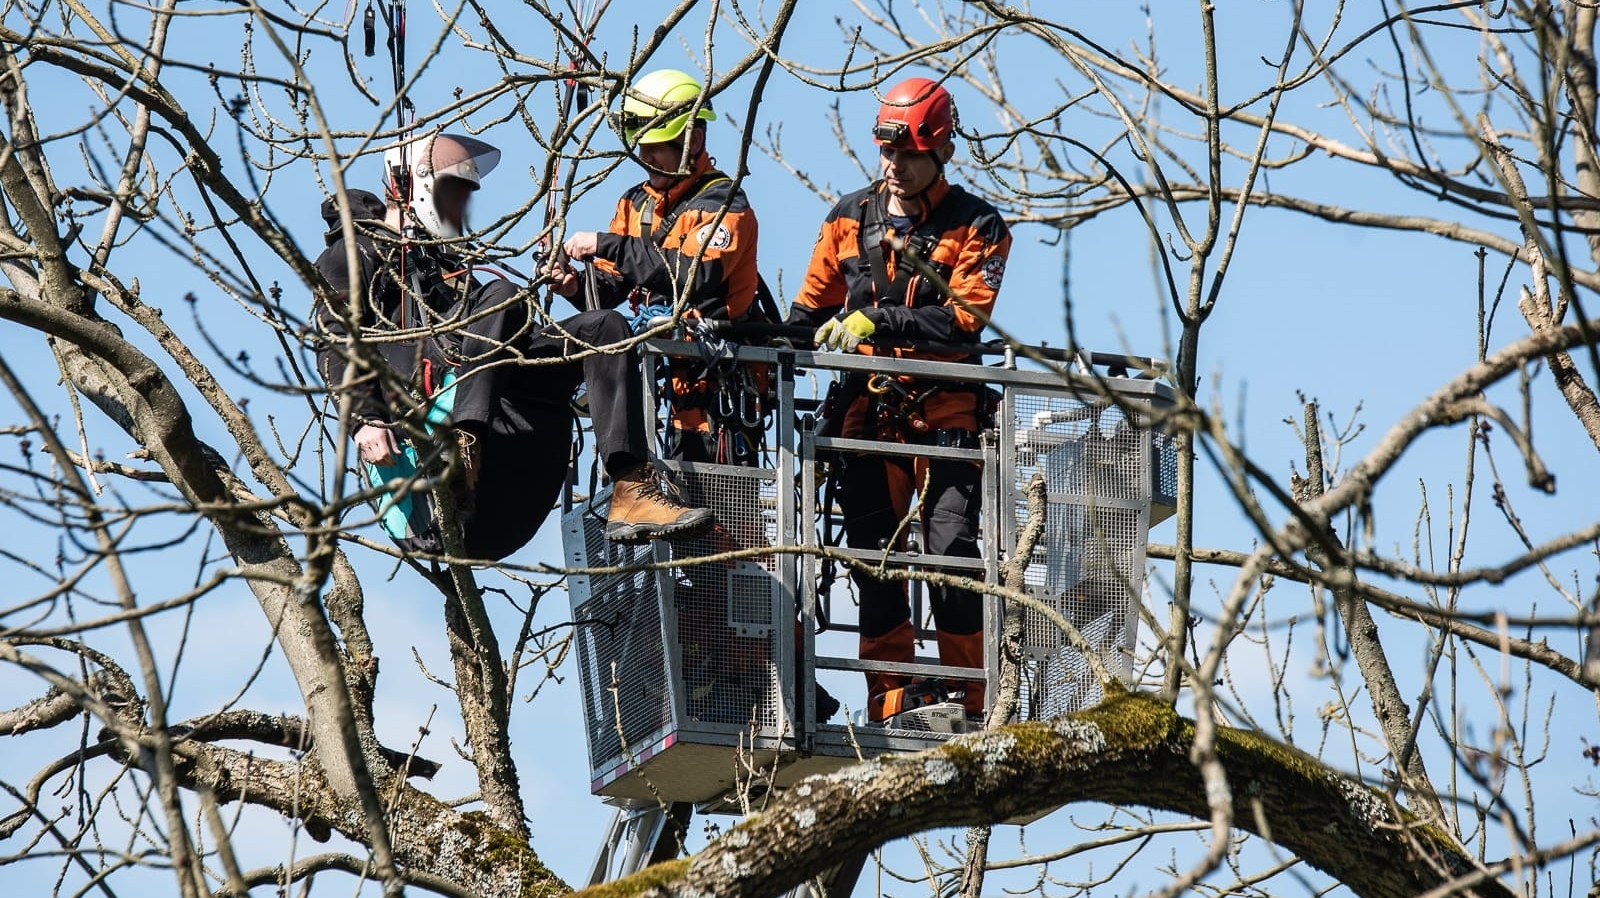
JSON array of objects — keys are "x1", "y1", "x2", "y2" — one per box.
[{"x1": 613, "y1": 69, "x2": 716, "y2": 145}]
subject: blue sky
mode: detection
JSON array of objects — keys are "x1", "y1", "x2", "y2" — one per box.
[{"x1": 2, "y1": 2, "x2": 1596, "y2": 895}]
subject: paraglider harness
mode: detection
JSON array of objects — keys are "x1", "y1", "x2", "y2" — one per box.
[
  {"x1": 622, "y1": 171, "x2": 785, "y2": 465},
  {"x1": 320, "y1": 189, "x2": 482, "y2": 552},
  {"x1": 348, "y1": 0, "x2": 606, "y2": 547}
]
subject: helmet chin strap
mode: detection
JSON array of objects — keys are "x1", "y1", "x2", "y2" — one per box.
[{"x1": 644, "y1": 146, "x2": 708, "y2": 186}]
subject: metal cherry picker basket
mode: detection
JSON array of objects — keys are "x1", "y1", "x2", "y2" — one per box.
[{"x1": 563, "y1": 330, "x2": 1176, "y2": 887}]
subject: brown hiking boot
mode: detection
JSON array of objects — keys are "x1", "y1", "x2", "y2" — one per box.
[
  {"x1": 605, "y1": 463, "x2": 714, "y2": 543},
  {"x1": 453, "y1": 427, "x2": 480, "y2": 492}
]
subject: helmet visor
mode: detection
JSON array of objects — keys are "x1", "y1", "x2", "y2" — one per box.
[{"x1": 428, "y1": 134, "x2": 501, "y2": 188}]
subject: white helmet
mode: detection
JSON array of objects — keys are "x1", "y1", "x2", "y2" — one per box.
[{"x1": 383, "y1": 132, "x2": 502, "y2": 238}]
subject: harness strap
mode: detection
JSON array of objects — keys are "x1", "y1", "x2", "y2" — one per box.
[
  {"x1": 638, "y1": 171, "x2": 732, "y2": 247},
  {"x1": 634, "y1": 171, "x2": 784, "y2": 329},
  {"x1": 752, "y1": 274, "x2": 783, "y2": 325},
  {"x1": 856, "y1": 182, "x2": 957, "y2": 308},
  {"x1": 857, "y1": 191, "x2": 898, "y2": 305}
]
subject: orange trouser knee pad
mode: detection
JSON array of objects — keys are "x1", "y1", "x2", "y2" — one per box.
[
  {"x1": 860, "y1": 621, "x2": 915, "y2": 721},
  {"x1": 937, "y1": 629, "x2": 986, "y2": 716}
]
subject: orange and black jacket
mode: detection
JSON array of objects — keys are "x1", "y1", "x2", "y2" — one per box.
[
  {"x1": 583, "y1": 154, "x2": 759, "y2": 322},
  {"x1": 581, "y1": 154, "x2": 761, "y2": 432},
  {"x1": 787, "y1": 177, "x2": 1011, "y2": 430}
]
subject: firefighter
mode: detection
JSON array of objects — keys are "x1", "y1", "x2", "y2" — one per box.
[
  {"x1": 789, "y1": 77, "x2": 1013, "y2": 723},
  {"x1": 314, "y1": 131, "x2": 712, "y2": 560},
  {"x1": 550, "y1": 68, "x2": 767, "y2": 465},
  {"x1": 551, "y1": 70, "x2": 840, "y2": 722}
]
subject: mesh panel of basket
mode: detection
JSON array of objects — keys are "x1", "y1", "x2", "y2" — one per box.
[
  {"x1": 655, "y1": 462, "x2": 785, "y2": 732},
  {"x1": 571, "y1": 508, "x2": 671, "y2": 769},
  {"x1": 1009, "y1": 390, "x2": 1153, "y2": 718}
]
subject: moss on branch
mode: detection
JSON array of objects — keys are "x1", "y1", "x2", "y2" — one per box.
[{"x1": 572, "y1": 691, "x2": 1509, "y2": 898}]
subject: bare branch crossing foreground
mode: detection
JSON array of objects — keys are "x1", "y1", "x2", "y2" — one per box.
[{"x1": 1, "y1": 3, "x2": 1597, "y2": 897}]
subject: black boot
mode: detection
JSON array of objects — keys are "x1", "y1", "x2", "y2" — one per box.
[{"x1": 813, "y1": 683, "x2": 840, "y2": 722}]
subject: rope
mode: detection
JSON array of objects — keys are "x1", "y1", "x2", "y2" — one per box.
[{"x1": 627, "y1": 302, "x2": 674, "y2": 334}]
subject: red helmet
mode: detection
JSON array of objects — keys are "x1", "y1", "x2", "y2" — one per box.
[{"x1": 873, "y1": 77, "x2": 956, "y2": 152}]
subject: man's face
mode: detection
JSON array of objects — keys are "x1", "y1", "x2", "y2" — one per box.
[
  {"x1": 638, "y1": 141, "x2": 687, "y2": 190},
  {"x1": 636, "y1": 127, "x2": 704, "y2": 190},
  {"x1": 433, "y1": 176, "x2": 473, "y2": 233},
  {"x1": 878, "y1": 144, "x2": 942, "y2": 201}
]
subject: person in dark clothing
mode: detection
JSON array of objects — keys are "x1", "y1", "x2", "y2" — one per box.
[
  {"x1": 788, "y1": 78, "x2": 1013, "y2": 722},
  {"x1": 314, "y1": 132, "x2": 711, "y2": 559}
]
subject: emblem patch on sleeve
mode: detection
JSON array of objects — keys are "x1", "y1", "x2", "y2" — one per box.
[
  {"x1": 696, "y1": 223, "x2": 733, "y2": 250},
  {"x1": 980, "y1": 255, "x2": 1006, "y2": 289}
]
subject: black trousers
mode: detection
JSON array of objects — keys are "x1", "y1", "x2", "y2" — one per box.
[
  {"x1": 840, "y1": 453, "x2": 985, "y2": 639},
  {"x1": 447, "y1": 281, "x2": 645, "y2": 472},
  {"x1": 422, "y1": 280, "x2": 646, "y2": 558}
]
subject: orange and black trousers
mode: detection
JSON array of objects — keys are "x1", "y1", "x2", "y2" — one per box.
[{"x1": 837, "y1": 434, "x2": 986, "y2": 718}]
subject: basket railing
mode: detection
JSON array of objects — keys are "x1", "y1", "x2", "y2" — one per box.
[{"x1": 562, "y1": 326, "x2": 1176, "y2": 803}]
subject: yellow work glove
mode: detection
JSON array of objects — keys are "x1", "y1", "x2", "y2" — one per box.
[{"x1": 814, "y1": 310, "x2": 877, "y2": 353}]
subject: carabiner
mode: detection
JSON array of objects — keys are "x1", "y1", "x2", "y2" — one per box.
[
  {"x1": 717, "y1": 386, "x2": 739, "y2": 423},
  {"x1": 868, "y1": 373, "x2": 915, "y2": 399},
  {"x1": 740, "y1": 385, "x2": 764, "y2": 430}
]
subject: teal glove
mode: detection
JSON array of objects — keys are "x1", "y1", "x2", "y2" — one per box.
[{"x1": 814, "y1": 310, "x2": 877, "y2": 353}]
